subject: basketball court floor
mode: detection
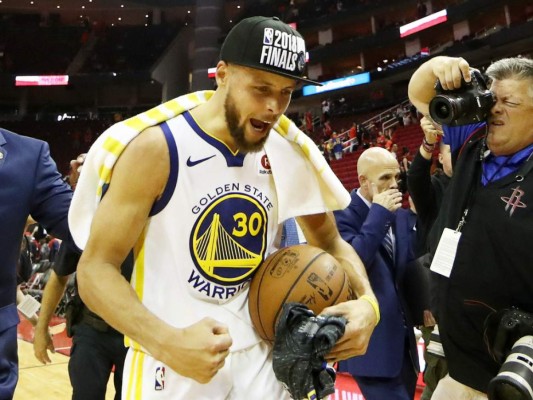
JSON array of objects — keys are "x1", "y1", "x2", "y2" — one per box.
[
  {"x1": 14, "y1": 312, "x2": 425, "y2": 399},
  {"x1": 14, "y1": 315, "x2": 115, "y2": 400}
]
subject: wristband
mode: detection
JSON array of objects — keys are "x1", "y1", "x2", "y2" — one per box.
[
  {"x1": 359, "y1": 294, "x2": 380, "y2": 326},
  {"x1": 422, "y1": 137, "x2": 436, "y2": 153}
]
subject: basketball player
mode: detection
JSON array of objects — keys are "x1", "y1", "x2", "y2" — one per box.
[{"x1": 74, "y1": 17, "x2": 379, "y2": 399}]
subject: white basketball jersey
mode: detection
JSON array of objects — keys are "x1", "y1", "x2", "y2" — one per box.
[{"x1": 127, "y1": 111, "x2": 280, "y2": 351}]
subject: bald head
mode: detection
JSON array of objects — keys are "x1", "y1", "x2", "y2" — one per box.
[
  {"x1": 357, "y1": 147, "x2": 399, "y2": 177},
  {"x1": 357, "y1": 147, "x2": 401, "y2": 202}
]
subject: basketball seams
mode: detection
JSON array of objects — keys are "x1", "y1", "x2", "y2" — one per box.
[
  {"x1": 250, "y1": 247, "x2": 291, "y2": 342},
  {"x1": 249, "y1": 244, "x2": 351, "y2": 343},
  {"x1": 331, "y1": 270, "x2": 350, "y2": 305},
  {"x1": 271, "y1": 250, "x2": 327, "y2": 337}
]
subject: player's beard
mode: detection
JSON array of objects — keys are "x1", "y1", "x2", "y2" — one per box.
[{"x1": 224, "y1": 90, "x2": 269, "y2": 153}]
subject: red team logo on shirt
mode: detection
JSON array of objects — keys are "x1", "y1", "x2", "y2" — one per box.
[
  {"x1": 500, "y1": 186, "x2": 527, "y2": 216},
  {"x1": 261, "y1": 155, "x2": 270, "y2": 169},
  {"x1": 259, "y1": 155, "x2": 271, "y2": 175}
]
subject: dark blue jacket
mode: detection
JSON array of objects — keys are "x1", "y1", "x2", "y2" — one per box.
[
  {"x1": 334, "y1": 191, "x2": 419, "y2": 378},
  {"x1": 0, "y1": 128, "x2": 72, "y2": 398}
]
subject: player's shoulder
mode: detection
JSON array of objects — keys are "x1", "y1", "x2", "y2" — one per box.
[
  {"x1": 123, "y1": 125, "x2": 168, "y2": 160},
  {"x1": 111, "y1": 125, "x2": 170, "y2": 196},
  {"x1": 115, "y1": 125, "x2": 170, "y2": 184}
]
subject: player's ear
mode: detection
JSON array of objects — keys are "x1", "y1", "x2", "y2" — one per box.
[{"x1": 216, "y1": 61, "x2": 229, "y2": 87}]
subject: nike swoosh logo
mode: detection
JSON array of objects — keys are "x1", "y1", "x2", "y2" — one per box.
[{"x1": 186, "y1": 155, "x2": 216, "y2": 167}]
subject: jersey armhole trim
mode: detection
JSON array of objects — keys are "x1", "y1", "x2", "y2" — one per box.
[{"x1": 149, "y1": 122, "x2": 179, "y2": 216}]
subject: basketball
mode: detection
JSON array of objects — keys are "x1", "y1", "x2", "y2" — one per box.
[{"x1": 249, "y1": 244, "x2": 354, "y2": 343}]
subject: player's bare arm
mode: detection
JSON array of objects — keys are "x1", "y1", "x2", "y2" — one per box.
[
  {"x1": 76, "y1": 126, "x2": 232, "y2": 383},
  {"x1": 296, "y1": 212, "x2": 378, "y2": 360}
]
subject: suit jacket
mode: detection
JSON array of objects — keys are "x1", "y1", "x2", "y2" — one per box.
[
  {"x1": 0, "y1": 128, "x2": 72, "y2": 332},
  {"x1": 334, "y1": 191, "x2": 419, "y2": 378}
]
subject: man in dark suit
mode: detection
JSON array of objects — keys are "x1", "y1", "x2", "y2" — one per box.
[
  {"x1": 0, "y1": 128, "x2": 75, "y2": 399},
  {"x1": 334, "y1": 147, "x2": 420, "y2": 400}
]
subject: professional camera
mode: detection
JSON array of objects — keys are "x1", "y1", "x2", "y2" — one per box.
[
  {"x1": 485, "y1": 308, "x2": 533, "y2": 400},
  {"x1": 429, "y1": 69, "x2": 495, "y2": 126}
]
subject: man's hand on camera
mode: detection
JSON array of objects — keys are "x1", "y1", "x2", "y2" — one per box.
[{"x1": 431, "y1": 56, "x2": 471, "y2": 91}]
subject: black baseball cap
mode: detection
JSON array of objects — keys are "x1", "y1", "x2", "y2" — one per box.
[{"x1": 220, "y1": 16, "x2": 321, "y2": 86}]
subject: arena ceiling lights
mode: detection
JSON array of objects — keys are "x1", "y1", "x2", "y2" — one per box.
[
  {"x1": 15, "y1": 75, "x2": 69, "y2": 86},
  {"x1": 399, "y1": 9, "x2": 448, "y2": 38}
]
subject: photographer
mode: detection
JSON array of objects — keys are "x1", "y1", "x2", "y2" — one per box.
[{"x1": 408, "y1": 55, "x2": 533, "y2": 399}]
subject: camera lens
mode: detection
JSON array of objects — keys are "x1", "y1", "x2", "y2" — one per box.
[
  {"x1": 429, "y1": 95, "x2": 459, "y2": 125},
  {"x1": 435, "y1": 103, "x2": 451, "y2": 120},
  {"x1": 490, "y1": 379, "x2": 530, "y2": 400},
  {"x1": 488, "y1": 336, "x2": 533, "y2": 400}
]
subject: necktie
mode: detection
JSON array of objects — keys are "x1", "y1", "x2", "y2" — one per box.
[
  {"x1": 383, "y1": 229, "x2": 394, "y2": 262},
  {"x1": 281, "y1": 218, "x2": 301, "y2": 247}
]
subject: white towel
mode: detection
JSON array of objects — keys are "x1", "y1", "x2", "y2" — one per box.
[{"x1": 69, "y1": 91, "x2": 350, "y2": 249}]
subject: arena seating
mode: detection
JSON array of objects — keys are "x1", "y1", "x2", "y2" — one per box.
[{"x1": 329, "y1": 123, "x2": 424, "y2": 192}]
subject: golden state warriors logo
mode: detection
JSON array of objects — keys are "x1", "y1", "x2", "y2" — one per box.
[{"x1": 190, "y1": 193, "x2": 267, "y2": 286}]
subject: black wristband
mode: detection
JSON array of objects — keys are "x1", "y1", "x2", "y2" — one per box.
[{"x1": 422, "y1": 137, "x2": 436, "y2": 152}]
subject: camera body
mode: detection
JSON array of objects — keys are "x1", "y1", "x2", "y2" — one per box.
[
  {"x1": 485, "y1": 308, "x2": 533, "y2": 400},
  {"x1": 429, "y1": 69, "x2": 495, "y2": 126}
]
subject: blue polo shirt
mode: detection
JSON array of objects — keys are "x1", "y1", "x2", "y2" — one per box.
[{"x1": 443, "y1": 123, "x2": 533, "y2": 185}]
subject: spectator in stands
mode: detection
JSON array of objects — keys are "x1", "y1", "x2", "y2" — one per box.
[
  {"x1": 407, "y1": 116, "x2": 451, "y2": 400},
  {"x1": 376, "y1": 131, "x2": 387, "y2": 148},
  {"x1": 402, "y1": 107, "x2": 412, "y2": 126},
  {"x1": 0, "y1": 127, "x2": 81, "y2": 399},
  {"x1": 325, "y1": 137, "x2": 334, "y2": 161},
  {"x1": 322, "y1": 98, "x2": 331, "y2": 122},
  {"x1": 332, "y1": 132, "x2": 344, "y2": 160},
  {"x1": 323, "y1": 120, "x2": 333, "y2": 141},
  {"x1": 334, "y1": 147, "x2": 419, "y2": 400},
  {"x1": 348, "y1": 122, "x2": 358, "y2": 153},
  {"x1": 390, "y1": 143, "x2": 399, "y2": 160},
  {"x1": 408, "y1": 55, "x2": 533, "y2": 399},
  {"x1": 360, "y1": 124, "x2": 371, "y2": 149},
  {"x1": 384, "y1": 129, "x2": 394, "y2": 151},
  {"x1": 396, "y1": 105, "x2": 404, "y2": 126}
]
